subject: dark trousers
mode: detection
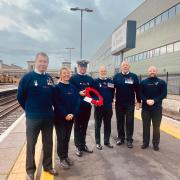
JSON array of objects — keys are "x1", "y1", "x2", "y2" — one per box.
[
  {"x1": 74, "y1": 104, "x2": 91, "y2": 150},
  {"x1": 55, "y1": 119, "x2": 74, "y2": 160},
  {"x1": 26, "y1": 118, "x2": 53, "y2": 174},
  {"x1": 115, "y1": 104, "x2": 135, "y2": 142},
  {"x1": 94, "y1": 106, "x2": 113, "y2": 144},
  {"x1": 141, "y1": 107, "x2": 162, "y2": 146}
]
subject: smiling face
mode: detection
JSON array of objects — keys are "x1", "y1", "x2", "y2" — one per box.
[
  {"x1": 35, "y1": 53, "x2": 49, "y2": 73},
  {"x1": 148, "y1": 66, "x2": 157, "y2": 77},
  {"x1": 121, "y1": 60, "x2": 130, "y2": 74},
  {"x1": 59, "y1": 67, "x2": 71, "y2": 82}
]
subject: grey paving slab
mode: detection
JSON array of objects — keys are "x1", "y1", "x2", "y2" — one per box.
[
  {"x1": 54, "y1": 109, "x2": 180, "y2": 180},
  {"x1": 0, "y1": 116, "x2": 26, "y2": 177}
]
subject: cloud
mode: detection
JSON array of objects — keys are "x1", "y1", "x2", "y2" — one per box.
[{"x1": 0, "y1": 0, "x2": 144, "y2": 69}]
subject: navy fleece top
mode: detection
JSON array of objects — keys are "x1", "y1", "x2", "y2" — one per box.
[
  {"x1": 53, "y1": 82, "x2": 80, "y2": 119},
  {"x1": 17, "y1": 71, "x2": 54, "y2": 119},
  {"x1": 140, "y1": 77, "x2": 167, "y2": 110},
  {"x1": 94, "y1": 78, "x2": 114, "y2": 109},
  {"x1": 113, "y1": 72, "x2": 141, "y2": 106}
]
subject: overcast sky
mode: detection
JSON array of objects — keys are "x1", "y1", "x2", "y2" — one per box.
[{"x1": 0, "y1": 0, "x2": 144, "y2": 69}]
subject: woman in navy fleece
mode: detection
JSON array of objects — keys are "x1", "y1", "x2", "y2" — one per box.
[{"x1": 54, "y1": 67, "x2": 80, "y2": 169}]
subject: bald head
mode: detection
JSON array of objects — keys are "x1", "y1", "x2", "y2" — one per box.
[
  {"x1": 148, "y1": 66, "x2": 157, "y2": 77},
  {"x1": 121, "y1": 60, "x2": 130, "y2": 73},
  {"x1": 99, "y1": 66, "x2": 107, "y2": 78}
]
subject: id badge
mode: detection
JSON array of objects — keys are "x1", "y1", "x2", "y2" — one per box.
[
  {"x1": 107, "y1": 82, "x2": 114, "y2": 88},
  {"x1": 125, "y1": 79, "x2": 133, "y2": 84}
]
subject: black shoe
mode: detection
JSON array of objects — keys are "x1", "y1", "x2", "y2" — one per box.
[
  {"x1": 45, "y1": 168, "x2": 58, "y2": 176},
  {"x1": 65, "y1": 157, "x2": 74, "y2": 166},
  {"x1": 75, "y1": 148, "x2": 83, "y2": 157},
  {"x1": 82, "y1": 145, "x2": 93, "y2": 153},
  {"x1": 60, "y1": 159, "x2": 70, "y2": 169},
  {"x1": 127, "y1": 141, "x2": 133, "y2": 148},
  {"x1": 153, "y1": 145, "x2": 159, "y2": 151},
  {"x1": 104, "y1": 143, "x2": 113, "y2": 148},
  {"x1": 26, "y1": 174, "x2": 34, "y2": 180},
  {"x1": 96, "y1": 144, "x2": 103, "y2": 150},
  {"x1": 116, "y1": 139, "x2": 124, "y2": 145},
  {"x1": 141, "y1": 144, "x2": 149, "y2": 149}
]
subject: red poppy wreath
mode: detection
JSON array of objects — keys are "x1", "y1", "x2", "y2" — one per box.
[{"x1": 84, "y1": 87, "x2": 103, "y2": 106}]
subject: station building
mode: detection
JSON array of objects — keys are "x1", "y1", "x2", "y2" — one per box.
[{"x1": 89, "y1": 0, "x2": 180, "y2": 77}]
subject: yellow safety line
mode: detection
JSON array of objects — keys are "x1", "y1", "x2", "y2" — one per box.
[
  {"x1": 40, "y1": 128, "x2": 55, "y2": 180},
  {"x1": 135, "y1": 110, "x2": 180, "y2": 139},
  {"x1": 8, "y1": 133, "x2": 42, "y2": 180}
]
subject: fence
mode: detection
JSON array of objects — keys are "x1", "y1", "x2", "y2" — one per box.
[{"x1": 139, "y1": 73, "x2": 180, "y2": 95}]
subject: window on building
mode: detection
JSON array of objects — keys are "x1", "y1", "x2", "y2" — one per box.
[
  {"x1": 154, "y1": 48, "x2": 160, "y2": 56},
  {"x1": 155, "y1": 15, "x2": 161, "y2": 25},
  {"x1": 142, "y1": 52, "x2": 147, "y2": 59},
  {"x1": 137, "y1": 27, "x2": 141, "y2": 35},
  {"x1": 135, "y1": 54, "x2": 139, "y2": 61},
  {"x1": 167, "y1": 44, "x2": 174, "y2": 53},
  {"x1": 144, "y1": 22, "x2": 149, "y2": 31},
  {"x1": 149, "y1": 19, "x2": 155, "y2": 28},
  {"x1": 160, "y1": 46, "x2": 167, "y2": 55},
  {"x1": 169, "y1": 6, "x2": 176, "y2": 18},
  {"x1": 146, "y1": 51, "x2": 150, "y2": 59},
  {"x1": 140, "y1": 25, "x2": 145, "y2": 33},
  {"x1": 161, "y1": 11, "x2": 169, "y2": 22},
  {"x1": 174, "y1": 41, "x2": 180, "y2": 52},
  {"x1": 149, "y1": 50, "x2": 153, "y2": 58},
  {"x1": 138, "y1": 53, "x2": 143, "y2": 60},
  {"x1": 176, "y1": 3, "x2": 180, "y2": 14}
]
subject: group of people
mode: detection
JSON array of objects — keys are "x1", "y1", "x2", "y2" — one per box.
[{"x1": 17, "y1": 52, "x2": 167, "y2": 180}]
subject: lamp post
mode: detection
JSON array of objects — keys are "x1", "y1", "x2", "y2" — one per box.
[
  {"x1": 65, "y1": 47, "x2": 75, "y2": 62},
  {"x1": 70, "y1": 7, "x2": 93, "y2": 59}
]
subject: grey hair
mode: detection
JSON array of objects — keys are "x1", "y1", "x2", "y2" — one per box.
[{"x1": 35, "y1": 52, "x2": 49, "y2": 62}]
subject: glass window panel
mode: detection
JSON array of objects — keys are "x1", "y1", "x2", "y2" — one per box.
[
  {"x1": 161, "y1": 11, "x2": 169, "y2": 22},
  {"x1": 132, "y1": 56, "x2": 135, "y2": 62},
  {"x1": 143, "y1": 52, "x2": 147, "y2": 59},
  {"x1": 167, "y1": 44, "x2": 174, "y2": 53},
  {"x1": 174, "y1": 41, "x2": 180, "y2": 52},
  {"x1": 149, "y1": 50, "x2": 152, "y2": 58},
  {"x1": 176, "y1": 3, "x2": 180, "y2": 14},
  {"x1": 169, "y1": 7, "x2": 176, "y2": 18},
  {"x1": 144, "y1": 22, "x2": 149, "y2": 31},
  {"x1": 160, "y1": 46, "x2": 167, "y2": 55},
  {"x1": 137, "y1": 28, "x2": 140, "y2": 35},
  {"x1": 140, "y1": 25, "x2": 144, "y2": 33},
  {"x1": 154, "y1": 48, "x2": 160, "y2": 56},
  {"x1": 155, "y1": 15, "x2": 161, "y2": 25},
  {"x1": 146, "y1": 51, "x2": 150, "y2": 59},
  {"x1": 139, "y1": 53, "x2": 143, "y2": 60},
  {"x1": 149, "y1": 19, "x2": 155, "y2": 28},
  {"x1": 135, "y1": 54, "x2": 139, "y2": 61}
]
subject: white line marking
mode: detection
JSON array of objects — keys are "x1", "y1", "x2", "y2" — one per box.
[{"x1": 0, "y1": 113, "x2": 25, "y2": 143}]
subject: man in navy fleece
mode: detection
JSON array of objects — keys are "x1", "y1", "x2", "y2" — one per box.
[
  {"x1": 17, "y1": 52, "x2": 58, "y2": 180},
  {"x1": 113, "y1": 60, "x2": 141, "y2": 148},
  {"x1": 70, "y1": 60, "x2": 94, "y2": 157},
  {"x1": 94, "y1": 66, "x2": 114, "y2": 150},
  {"x1": 140, "y1": 66, "x2": 167, "y2": 151}
]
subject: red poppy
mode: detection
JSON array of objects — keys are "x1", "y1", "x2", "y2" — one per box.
[{"x1": 85, "y1": 87, "x2": 103, "y2": 106}]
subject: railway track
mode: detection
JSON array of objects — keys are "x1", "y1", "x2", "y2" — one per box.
[{"x1": 0, "y1": 89, "x2": 24, "y2": 135}]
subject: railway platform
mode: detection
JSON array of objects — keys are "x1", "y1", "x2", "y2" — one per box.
[{"x1": 0, "y1": 109, "x2": 180, "y2": 180}]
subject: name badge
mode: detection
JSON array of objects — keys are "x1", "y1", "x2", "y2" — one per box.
[
  {"x1": 107, "y1": 82, "x2": 114, "y2": 88},
  {"x1": 84, "y1": 96, "x2": 92, "y2": 103},
  {"x1": 125, "y1": 78, "x2": 133, "y2": 84}
]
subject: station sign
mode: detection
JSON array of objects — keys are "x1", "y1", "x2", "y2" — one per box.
[{"x1": 111, "y1": 20, "x2": 136, "y2": 55}]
